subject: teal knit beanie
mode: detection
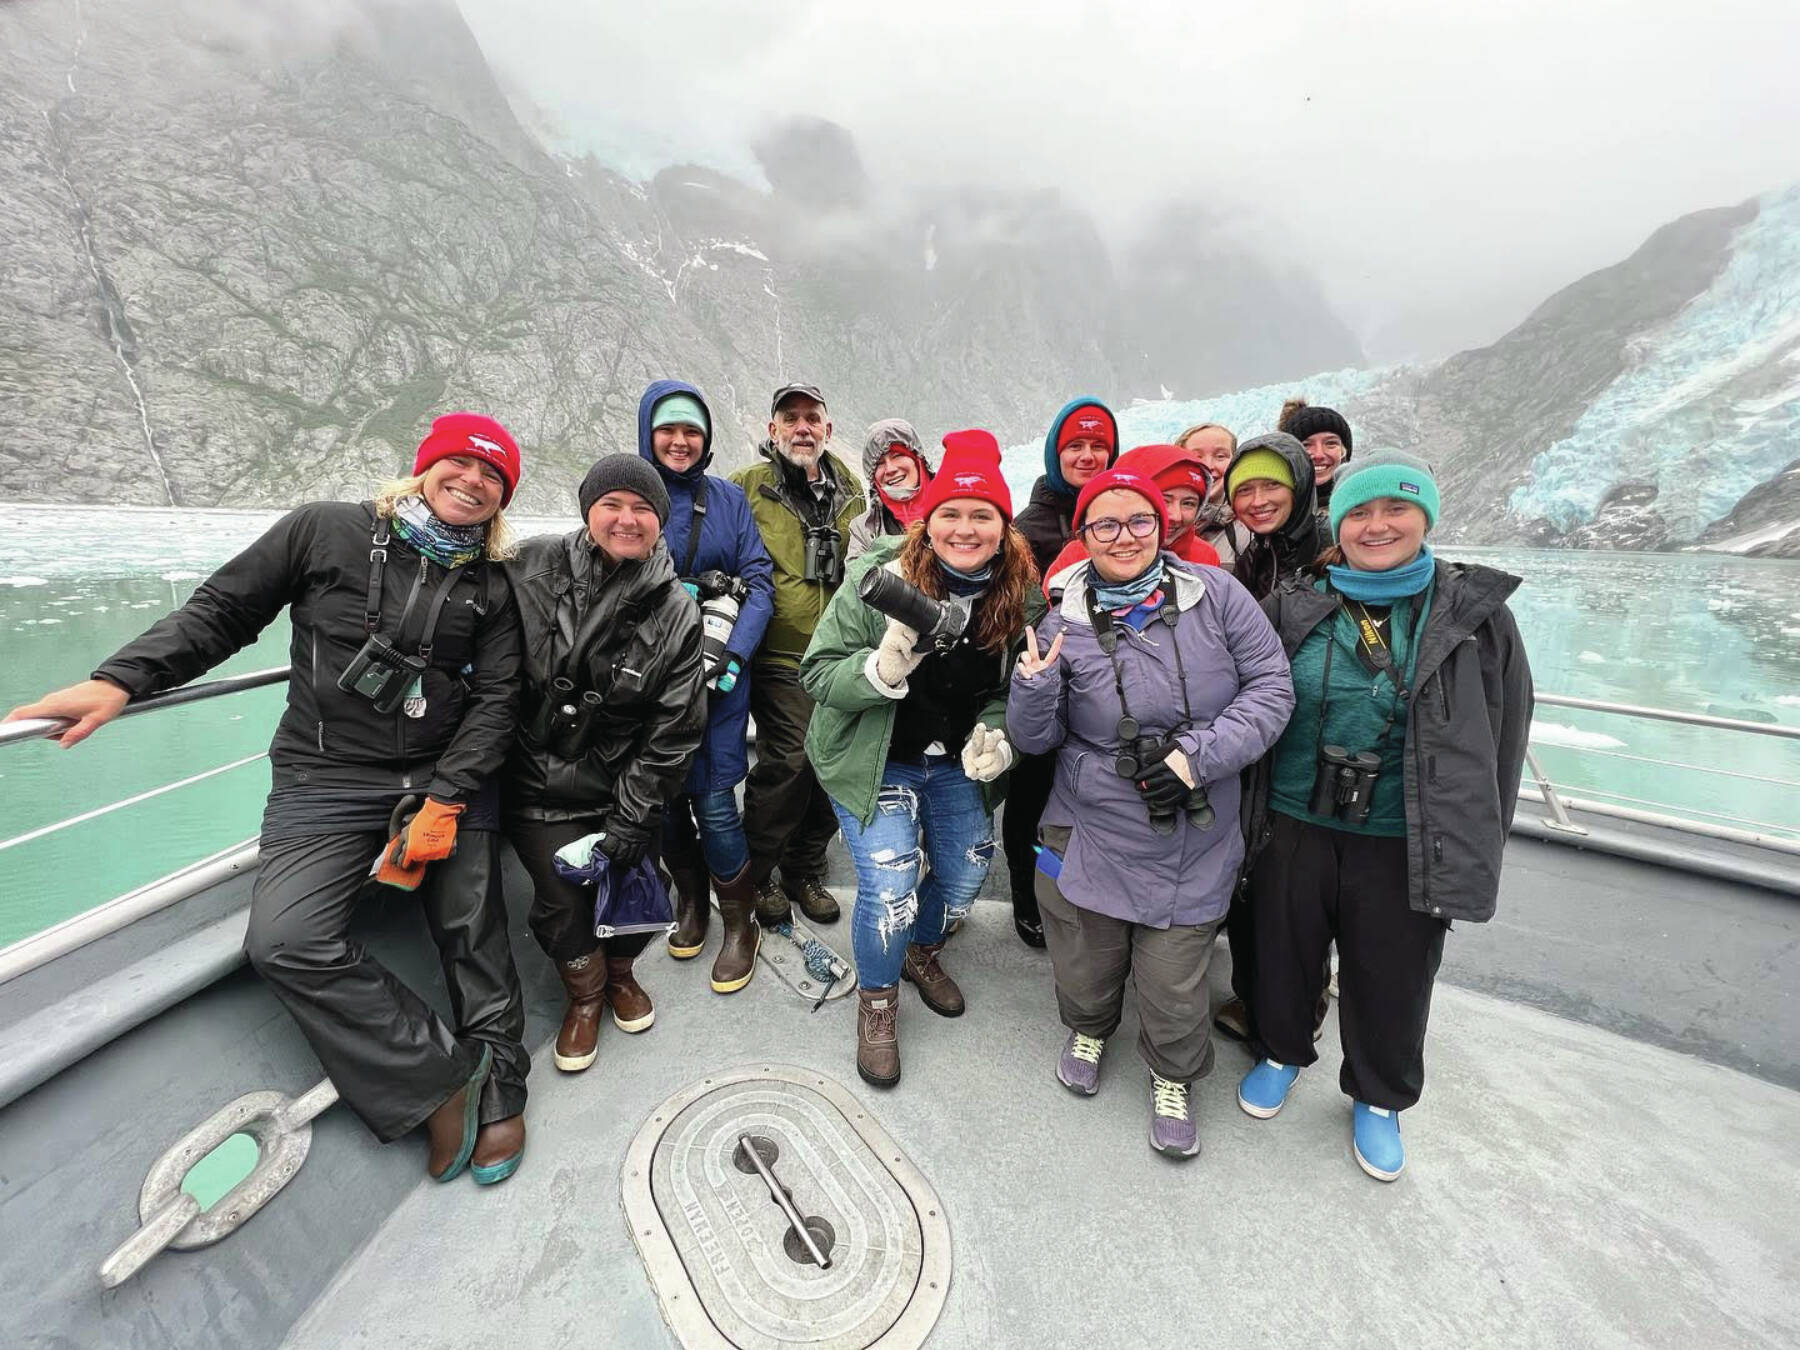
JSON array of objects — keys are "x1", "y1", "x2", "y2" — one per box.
[
  {"x1": 1328, "y1": 448, "x2": 1440, "y2": 538},
  {"x1": 650, "y1": 393, "x2": 709, "y2": 435}
]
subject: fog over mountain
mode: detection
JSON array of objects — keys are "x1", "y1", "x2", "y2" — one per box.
[{"x1": 1, "y1": 0, "x2": 1796, "y2": 555}]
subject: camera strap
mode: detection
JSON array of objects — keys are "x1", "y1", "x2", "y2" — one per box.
[
  {"x1": 1313, "y1": 597, "x2": 1418, "y2": 762},
  {"x1": 678, "y1": 474, "x2": 708, "y2": 579},
  {"x1": 1083, "y1": 583, "x2": 1195, "y2": 748}
]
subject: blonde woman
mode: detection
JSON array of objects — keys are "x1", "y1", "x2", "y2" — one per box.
[{"x1": 4, "y1": 413, "x2": 533, "y2": 1187}]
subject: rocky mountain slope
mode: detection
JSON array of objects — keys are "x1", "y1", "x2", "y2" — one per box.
[{"x1": 0, "y1": 0, "x2": 1359, "y2": 512}]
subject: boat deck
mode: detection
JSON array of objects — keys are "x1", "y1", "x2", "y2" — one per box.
[{"x1": 3, "y1": 835, "x2": 1798, "y2": 1348}]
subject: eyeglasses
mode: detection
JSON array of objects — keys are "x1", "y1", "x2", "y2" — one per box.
[{"x1": 1080, "y1": 513, "x2": 1159, "y2": 543}]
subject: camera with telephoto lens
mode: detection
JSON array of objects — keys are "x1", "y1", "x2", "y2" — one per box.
[
  {"x1": 1115, "y1": 733, "x2": 1215, "y2": 835},
  {"x1": 1309, "y1": 743, "x2": 1383, "y2": 825},
  {"x1": 337, "y1": 634, "x2": 427, "y2": 714},
  {"x1": 857, "y1": 567, "x2": 974, "y2": 654},
  {"x1": 803, "y1": 525, "x2": 845, "y2": 587},
  {"x1": 692, "y1": 570, "x2": 750, "y2": 688},
  {"x1": 532, "y1": 675, "x2": 604, "y2": 759}
]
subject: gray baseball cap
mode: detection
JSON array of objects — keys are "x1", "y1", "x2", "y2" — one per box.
[{"x1": 770, "y1": 382, "x2": 827, "y2": 414}]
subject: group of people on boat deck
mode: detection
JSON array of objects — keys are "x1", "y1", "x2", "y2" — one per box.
[{"x1": 5, "y1": 381, "x2": 1532, "y2": 1185}]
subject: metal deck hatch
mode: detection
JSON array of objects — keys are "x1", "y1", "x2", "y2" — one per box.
[{"x1": 622, "y1": 1065, "x2": 951, "y2": 1349}]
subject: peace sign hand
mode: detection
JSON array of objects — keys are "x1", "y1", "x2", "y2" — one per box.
[{"x1": 1015, "y1": 625, "x2": 1066, "y2": 682}]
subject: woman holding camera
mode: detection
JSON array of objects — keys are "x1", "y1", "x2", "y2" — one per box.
[
  {"x1": 1236, "y1": 450, "x2": 1532, "y2": 1181},
  {"x1": 800, "y1": 431, "x2": 1042, "y2": 1088},
  {"x1": 1007, "y1": 466, "x2": 1293, "y2": 1158},
  {"x1": 503, "y1": 454, "x2": 706, "y2": 1074},
  {"x1": 4, "y1": 415, "x2": 533, "y2": 1185},
  {"x1": 636, "y1": 380, "x2": 776, "y2": 995}
]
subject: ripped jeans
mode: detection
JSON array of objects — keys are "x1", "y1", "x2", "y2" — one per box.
[{"x1": 832, "y1": 754, "x2": 996, "y2": 990}]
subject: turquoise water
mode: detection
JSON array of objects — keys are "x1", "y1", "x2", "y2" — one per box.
[{"x1": 2, "y1": 506, "x2": 1797, "y2": 947}]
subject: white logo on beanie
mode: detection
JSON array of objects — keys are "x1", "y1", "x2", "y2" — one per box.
[
  {"x1": 954, "y1": 473, "x2": 985, "y2": 488},
  {"x1": 1076, "y1": 417, "x2": 1103, "y2": 432},
  {"x1": 467, "y1": 434, "x2": 505, "y2": 459}
]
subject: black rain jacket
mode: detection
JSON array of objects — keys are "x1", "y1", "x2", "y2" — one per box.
[
  {"x1": 503, "y1": 530, "x2": 706, "y2": 827},
  {"x1": 94, "y1": 501, "x2": 522, "y2": 806},
  {"x1": 1240, "y1": 559, "x2": 1534, "y2": 923}
]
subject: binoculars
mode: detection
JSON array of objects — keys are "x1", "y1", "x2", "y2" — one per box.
[
  {"x1": 337, "y1": 634, "x2": 427, "y2": 715},
  {"x1": 1310, "y1": 744, "x2": 1383, "y2": 826},
  {"x1": 534, "y1": 675, "x2": 604, "y2": 760},
  {"x1": 803, "y1": 526, "x2": 845, "y2": 587},
  {"x1": 857, "y1": 567, "x2": 973, "y2": 654},
  {"x1": 1115, "y1": 734, "x2": 1215, "y2": 835}
]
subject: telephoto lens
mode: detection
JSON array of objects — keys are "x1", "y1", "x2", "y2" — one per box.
[{"x1": 857, "y1": 568, "x2": 971, "y2": 652}]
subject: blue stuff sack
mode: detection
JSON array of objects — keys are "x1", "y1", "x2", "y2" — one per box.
[{"x1": 552, "y1": 831, "x2": 676, "y2": 938}]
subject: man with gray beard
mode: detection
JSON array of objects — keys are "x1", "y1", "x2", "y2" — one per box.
[{"x1": 730, "y1": 384, "x2": 867, "y2": 925}]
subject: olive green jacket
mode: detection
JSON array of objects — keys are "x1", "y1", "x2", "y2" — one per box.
[
  {"x1": 730, "y1": 446, "x2": 866, "y2": 667},
  {"x1": 799, "y1": 537, "x2": 1046, "y2": 826}
]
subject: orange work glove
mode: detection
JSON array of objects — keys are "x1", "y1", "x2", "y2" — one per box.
[{"x1": 394, "y1": 797, "x2": 464, "y2": 866}]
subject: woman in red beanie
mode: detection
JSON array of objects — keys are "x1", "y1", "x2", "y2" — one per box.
[
  {"x1": 801, "y1": 431, "x2": 1045, "y2": 1087},
  {"x1": 1037, "y1": 445, "x2": 1221, "y2": 591},
  {"x1": 5, "y1": 412, "x2": 533, "y2": 1187}
]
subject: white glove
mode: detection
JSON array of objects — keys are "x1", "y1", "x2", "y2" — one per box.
[
  {"x1": 867, "y1": 618, "x2": 925, "y2": 693},
  {"x1": 960, "y1": 723, "x2": 1014, "y2": 782}
]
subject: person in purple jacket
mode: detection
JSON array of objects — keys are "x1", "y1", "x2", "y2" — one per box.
[{"x1": 1008, "y1": 466, "x2": 1294, "y2": 1159}]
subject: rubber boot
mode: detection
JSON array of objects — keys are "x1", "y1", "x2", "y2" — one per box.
[
  {"x1": 711, "y1": 863, "x2": 760, "y2": 994},
  {"x1": 605, "y1": 956, "x2": 655, "y2": 1032},
  {"x1": 470, "y1": 1114, "x2": 526, "y2": 1186},
  {"x1": 554, "y1": 954, "x2": 607, "y2": 1072},
  {"x1": 666, "y1": 839, "x2": 711, "y2": 960},
  {"x1": 856, "y1": 986, "x2": 901, "y2": 1088},
  {"x1": 426, "y1": 1045, "x2": 491, "y2": 1180}
]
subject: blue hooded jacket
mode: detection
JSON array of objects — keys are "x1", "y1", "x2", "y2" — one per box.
[
  {"x1": 638, "y1": 379, "x2": 775, "y2": 793},
  {"x1": 1015, "y1": 396, "x2": 1121, "y2": 575}
]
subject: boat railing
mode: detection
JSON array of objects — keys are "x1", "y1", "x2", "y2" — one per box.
[{"x1": 1, "y1": 672, "x2": 1796, "y2": 995}]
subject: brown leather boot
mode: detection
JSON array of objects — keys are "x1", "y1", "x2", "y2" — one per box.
[
  {"x1": 754, "y1": 875, "x2": 792, "y2": 925},
  {"x1": 901, "y1": 941, "x2": 965, "y2": 1018},
  {"x1": 666, "y1": 847, "x2": 711, "y2": 960},
  {"x1": 710, "y1": 863, "x2": 760, "y2": 994},
  {"x1": 554, "y1": 954, "x2": 607, "y2": 1072},
  {"x1": 784, "y1": 874, "x2": 841, "y2": 924},
  {"x1": 425, "y1": 1044, "x2": 491, "y2": 1180},
  {"x1": 856, "y1": 985, "x2": 901, "y2": 1088},
  {"x1": 470, "y1": 1114, "x2": 525, "y2": 1186},
  {"x1": 605, "y1": 956, "x2": 655, "y2": 1032}
]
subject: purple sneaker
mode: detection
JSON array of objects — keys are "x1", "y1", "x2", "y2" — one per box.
[
  {"x1": 1056, "y1": 1031, "x2": 1105, "y2": 1096},
  {"x1": 1149, "y1": 1073, "x2": 1199, "y2": 1158}
]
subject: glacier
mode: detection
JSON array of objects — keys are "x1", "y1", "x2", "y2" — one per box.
[{"x1": 1507, "y1": 184, "x2": 1800, "y2": 535}]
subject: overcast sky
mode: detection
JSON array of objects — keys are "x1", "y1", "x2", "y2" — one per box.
[{"x1": 459, "y1": 0, "x2": 1800, "y2": 364}]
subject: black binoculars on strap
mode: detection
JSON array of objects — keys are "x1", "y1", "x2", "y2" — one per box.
[
  {"x1": 1115, "y1": 733, "x2": 1215, "y2": 835},
  {"x1": 1310, "y1": 743, "x2": 1383, "y2": 826}
]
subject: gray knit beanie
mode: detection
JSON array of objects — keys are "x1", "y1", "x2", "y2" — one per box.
[{"x1": 578, "y1": 452, "x2": 670, "y2": 524}]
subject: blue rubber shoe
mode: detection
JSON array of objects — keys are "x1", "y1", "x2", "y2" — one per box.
[
  {"x1": 1352, "y1": 1101, "x2": 1405, "y2": 1181},
  {"x1": 471, "y1": 1148, "x2": 524, "y2": 1187},
  {"x1": 1236, "y1": 1059, "x2": 1300, "y2": 1119}
]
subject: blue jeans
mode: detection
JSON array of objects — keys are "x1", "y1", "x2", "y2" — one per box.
[
  {"x1": 688, "y1": 788, "x2": 750, "y2": 879},
  {"x1": 832, "y1": 756, "x2": 997, "y2": 990}
]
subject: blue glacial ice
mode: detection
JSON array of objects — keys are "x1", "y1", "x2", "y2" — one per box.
[{"x1": 1507, "y1": 184, "x2": 1800, "y2": 535}]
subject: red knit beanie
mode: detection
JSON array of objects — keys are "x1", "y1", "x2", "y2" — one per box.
[
  {"x1": 1072, "y1": 467, "x2": 1169, "y2": 541},
  {"x1": 1116, "y1": 443, "x2": 1213, "y2": 500},
  {"x1": 412, "y1": 413, "x2": 523, "y2": 506},
  {"x1": 1056, "y1": 402, "x2": 1117, "y2": 454},
  {"x1": 918, "y1": 428, "x2": 1013, "y2": 521}
]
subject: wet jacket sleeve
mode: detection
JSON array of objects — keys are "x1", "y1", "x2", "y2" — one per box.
[
  {"x1": 798, "y1": 581, "x2": 894, "y2": 713},
  {"x1": 1485, "y1": 604, "x2": 1534, "y2": 832},
  {"x1": 1004, "y1": 608, "x2": 1069, "y2": 754},
  {"x1": 611, "y1": 601, "x2": 707, "y2": 831},
  {"x1": 425, "y1": 575, "x2": 523, "y2": 804},
  {"x1": 94, "y1": 507, "x2": 311, "y2": 697},
  {"x1": 1174, "y1": 578, "x2": 1295, "y2": 784},
  {"x1": 725, "y1": 492, "x2": 775, "y2": 664}
]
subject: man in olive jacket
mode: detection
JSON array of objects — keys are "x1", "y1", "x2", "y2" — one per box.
[{"x1": 729, "y1": 383, "x2": 867, "y2": 924}]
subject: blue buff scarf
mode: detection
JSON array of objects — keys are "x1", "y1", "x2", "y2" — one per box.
[
  {"x1": 935, "y1": 557, "x2": 993, "y2": 598},
  {"x1": 1089, "y1": 558, "x2": 1163, "y2": 611},
  {"x1": 392, "y1": 495, "x2": 486, "y2": 568},
  {"x1": 1327, "y1": 545, "x2": 1435, "y2": 603}
]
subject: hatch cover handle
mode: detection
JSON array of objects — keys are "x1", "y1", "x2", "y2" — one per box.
[{"x1": 735, "y1": 1132, "x2": 832, "y2": 1269}]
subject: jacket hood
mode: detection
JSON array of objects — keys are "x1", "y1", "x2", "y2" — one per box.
[
  {"x1": 860, "y1": 418, "x2": 932, "y2": 482},
  {"x1": 1228, "y1": 431, "x2": 1318, "y2": 552},
  {"x1": 1042, "y1": 397, "x2": 1120, "y2": 496},
  {"x1": 638, "y1": 380, "x2": 713, "y2": 480}
]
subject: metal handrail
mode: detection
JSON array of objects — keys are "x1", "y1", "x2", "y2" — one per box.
[
  {"x1": 1534, "y1": 692, "x2": 1800, "y2": 740},
  {"x1": 0, "y1": 666, "x2": 291, "y2": 749}
]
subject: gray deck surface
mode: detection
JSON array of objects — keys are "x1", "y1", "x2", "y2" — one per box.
[{"x1": 284, "y1": 890, "x2": 1800, "y2": 1350}]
